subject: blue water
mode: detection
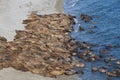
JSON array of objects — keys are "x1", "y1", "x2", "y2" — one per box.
[{"x1": 64, "y1": 0, "x2": 120, "y2": 80}]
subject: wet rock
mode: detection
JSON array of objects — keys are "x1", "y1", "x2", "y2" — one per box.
[{"x1": 80, "y1": 14, "x2": 92, "y2": 22}]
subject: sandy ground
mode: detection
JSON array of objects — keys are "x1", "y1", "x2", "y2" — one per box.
[{"x1": 0, "y1": 0, "x2": 80, "y2": 80}]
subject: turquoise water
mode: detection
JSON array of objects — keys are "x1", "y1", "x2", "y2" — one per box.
[{"x1": 64, "y1": 0, "x2": 120, "y2": 80}]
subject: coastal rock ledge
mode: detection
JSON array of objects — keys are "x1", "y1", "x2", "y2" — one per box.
[{"x1": 0, "y1": 14, "x2": 83, "y2": 77}]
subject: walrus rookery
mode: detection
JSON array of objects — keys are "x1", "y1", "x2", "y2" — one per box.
[{"x1": 0, "y1": 14, "x2": 84, "y2": 77}]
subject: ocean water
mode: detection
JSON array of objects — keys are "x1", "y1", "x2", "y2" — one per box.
[{"x1": 64, "y1": 0, "x2": 120, "y2": 80}]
